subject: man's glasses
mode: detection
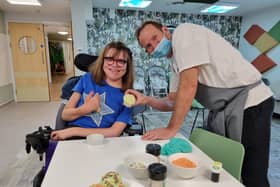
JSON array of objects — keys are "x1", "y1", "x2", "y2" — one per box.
[{"x1": 104, "y1": 57, "x2": 128, "y2": 66}]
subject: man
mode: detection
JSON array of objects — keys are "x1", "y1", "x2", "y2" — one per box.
[{"x1": 127, "y1": 21, "x2": 274, "y2": 187}]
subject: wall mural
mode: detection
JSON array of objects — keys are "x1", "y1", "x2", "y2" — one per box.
[
  {"x1": 243, "y1": 21, "x2": 280, "y2": 73},
  {"x1": 86, "y1": 8, "x2": 242, "y2": 93}
]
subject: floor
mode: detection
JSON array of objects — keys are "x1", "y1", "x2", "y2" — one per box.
[
  {"x1": 0, "y1": 102, "x2": 279, "y2": 186},
  {"x1": 49, "y1": 73, "x2": 73, "y2": 101},
  {"x1": 0, "y1": 102, "x2": 60, "y2": 179}
]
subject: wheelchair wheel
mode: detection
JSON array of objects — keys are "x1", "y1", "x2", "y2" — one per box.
[{"x1": 33, "y1": 167, "x2": 45, "y2": 187}]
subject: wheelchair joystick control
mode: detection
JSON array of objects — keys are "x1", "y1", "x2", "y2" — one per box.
[{"x1": 25, "y1": 125, "x2": 53, "y2": 161}]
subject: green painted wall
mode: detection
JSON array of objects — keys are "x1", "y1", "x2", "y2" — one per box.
[
  {"x1": 0, "y1": 10, "x2": 13, "y2": 105},
  {"x1": 0, "y1": 10, "x2": 6, "y2": 34},
  {"x1": 0, "y1": 84, "x2": 13, "y2": 105}
]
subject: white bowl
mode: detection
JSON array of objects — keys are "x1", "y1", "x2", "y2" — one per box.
[
  {"x1": 86, "y1": 133, "x2": 104, "y2": 145},
  {"x1": 168, "y1": 153, "x2": 199, "y2": 179},
  {"x1": 125, "y1": 153, "x2": 158, "y2": 179}
]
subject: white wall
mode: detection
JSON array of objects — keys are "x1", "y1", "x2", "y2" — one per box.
[
  {"x1": 71, "y1": 0, "x2": 93, "y2": 76},
  {"x1": 239, "y1": 6, "x2": 280, "y2": 96},
  {"x1": 62, "y1": 41, "x2": 74, "y2": 75}
]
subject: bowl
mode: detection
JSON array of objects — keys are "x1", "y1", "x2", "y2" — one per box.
[
  {"x1": 168, "y1": 153, "x2": 199, "y2": 179},
  {"x1": 86, "y1": 133, "x2": 104, "y2": 145},
  {"x1": 125, "y1": 153, "x2": 158, "y2": 179}
]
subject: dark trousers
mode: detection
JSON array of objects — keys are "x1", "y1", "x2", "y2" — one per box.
[{"x1": 242, "y1": 97, "x2": 274, "y2": 187}]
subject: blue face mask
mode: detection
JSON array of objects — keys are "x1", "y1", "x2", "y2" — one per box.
[{"x1": 151, "y1": 36, "x2": 172, "y2": 58}]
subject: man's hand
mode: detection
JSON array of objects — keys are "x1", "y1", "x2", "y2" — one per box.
[{"x1": 141, "y1": 127, "x2": 178, "y2": 140}]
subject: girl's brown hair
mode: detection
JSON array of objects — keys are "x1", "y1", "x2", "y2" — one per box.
[{"x1": 89, "y1": 41, "x2": 134, "y2": 91}]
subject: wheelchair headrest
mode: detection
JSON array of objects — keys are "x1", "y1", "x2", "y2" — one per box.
[{"x1": 74, "y1": 53, "x2": 98, "y2": 72}]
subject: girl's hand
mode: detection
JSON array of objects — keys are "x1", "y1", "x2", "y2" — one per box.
[
  {"x1": 82, "y1": 91, "x2": 100, "y2": 113},
  {"x1": 51, "y1": 129, "x2": 73, "y2": 140}
]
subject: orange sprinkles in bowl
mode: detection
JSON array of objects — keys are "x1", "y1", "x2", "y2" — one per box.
[{"x1": 172, "y1": 157, "x2": 197, "y2": 168}]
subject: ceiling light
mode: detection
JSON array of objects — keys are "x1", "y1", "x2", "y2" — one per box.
[
  {"x1": 119, "y1": 0, "x2": 152, "y2": 8},
  {"x1": 58, "y1": 31, "x2": 68, "y2": 35},
  {"x1": 201, "y1": 3, "x2": 239, "y2": 13},
  {"x1": 6, "y1": 0, "x2": 42, "y2": 6},
  {"x1": 67, "y1": 38, "x2": 72, "y2": 41}
]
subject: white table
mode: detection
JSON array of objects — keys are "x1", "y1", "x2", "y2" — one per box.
[{"x1": 41, "y1": 135, "x2": 244, "y2": 187}]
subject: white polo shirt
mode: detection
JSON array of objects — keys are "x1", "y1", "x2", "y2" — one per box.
[{"x1": 170, "y1": 23, "x2": 273, "y2": 109}]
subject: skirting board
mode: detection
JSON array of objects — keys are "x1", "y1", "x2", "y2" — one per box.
[
  {"x1": 0, "y1": 98, "x2": 13, "y2": 107},
  {"x1": 0, "y1": 83, "x2": 14, "y2": 106}
]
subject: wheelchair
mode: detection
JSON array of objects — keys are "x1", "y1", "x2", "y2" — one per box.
[{"x1": 25, "y1": 53, "x2": 146, "y2": 187}]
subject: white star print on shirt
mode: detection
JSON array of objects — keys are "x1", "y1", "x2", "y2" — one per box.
[{"x1": 83, "y1": 92, "x2": 114, "y2": 127}]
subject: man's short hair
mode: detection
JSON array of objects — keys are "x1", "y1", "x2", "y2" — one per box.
[{"x1": 135, "y1": 21, "x2": 163, "y2": 41}]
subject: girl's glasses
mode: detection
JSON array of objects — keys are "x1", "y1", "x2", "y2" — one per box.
[{"x1": 104, "y1": 57, "x2": 127, "y2": 66}]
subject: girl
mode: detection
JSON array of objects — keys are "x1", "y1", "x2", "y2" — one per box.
[{"x1": 51, "y1": 41, "x2": 134, "y2": 140}]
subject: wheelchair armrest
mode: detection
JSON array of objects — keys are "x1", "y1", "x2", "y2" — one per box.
[
  {"x1": 123, "y1": 122, "x2": 143, "y2": 136},
  {"x1": 55, "y1": 103, "x2": 67, "y2": 130}
]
